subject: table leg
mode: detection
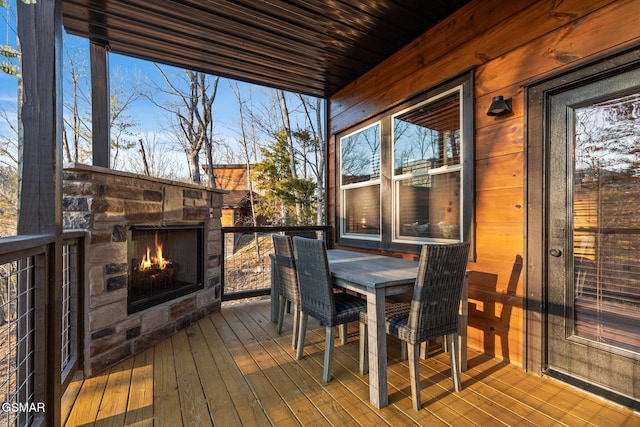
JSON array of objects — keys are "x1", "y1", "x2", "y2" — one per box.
[{"x1": 366, "y1": 290, "x2": 388, "y2": 409}]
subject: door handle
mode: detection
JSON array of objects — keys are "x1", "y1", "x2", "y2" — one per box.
[{"x1": 549, "y1": 248, "x2": 562, "y2": 257}]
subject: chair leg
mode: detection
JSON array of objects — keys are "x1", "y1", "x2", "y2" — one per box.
[
  {"x1": 339, "y1": 324, "x2": 347, "y2": 345},
  {"x1": 323, "y1": 326, "x2": 336, "y2": 383},
  {"x1": 276, "y1": 295, "x2": 286, "y2": 335},
  {"x1": 291, "y1": 304, "x2": 300, "y2": 350},
  {"x1": 420, "y1": 341, "x2": 429, "y2": 359},
  {"x1": 447, "y1": 333, "x2": 462, "y2": 392},
  {"x1": 296, "y1": 313, "x2": 308, "y2": 360},
  {"x1": 406, "y1": 342, "x2": 430, "y2": 360},
  {"x1": 408, "y1": 342, "x2": 422, "y2": 411},
  {"x1": 359, "y1": 322, "x2": 368, "y2": 375}
]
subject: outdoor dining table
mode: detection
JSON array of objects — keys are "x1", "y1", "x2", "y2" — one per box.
[
  {"x1": 269, "y1": 248, "x2": 469, "y2": 409},
  {"x1": 326, "y1": 249, "x2": 469, "y2": 409}
]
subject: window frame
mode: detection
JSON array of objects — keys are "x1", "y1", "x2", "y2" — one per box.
[
  {"x1": 335, "y1": 71, "x2": 474, "y2": 254},
  {"x1": 338, "y1": 121, "x2": 382, "y2": 241},
  {"x1": 391, "y1": 85, "x2": 465, "y2": 244}
]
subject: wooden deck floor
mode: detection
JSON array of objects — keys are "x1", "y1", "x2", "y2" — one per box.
[{"x1": 62, "y1": 300, "x2": 640, "y2": 426}]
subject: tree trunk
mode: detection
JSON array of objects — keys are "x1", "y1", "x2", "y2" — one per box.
[
  {"x1": 278, "y1": 90, "x2": 297, "y2": 179},
  {"x1": 278, "y1": 90, "x2": 301, "y2": 218},
  {"x1": 314, "y1": 98, "x2": 325, "y2": 225},
  {"x1": 190, "y1": 149, "x2": 200, "y2": 183},
  {"x1": 138, "y1": 138, "x2": 150, "y2": 175},
  {"x1": 62, "y1": 126, "x2": 72, "y2": 163},
  {"x1": 230, "y1": 82, "x2": 260, "y2": 257},
  {"x1": 298, "y1": 94, "x2": 326, "y2": 225}
]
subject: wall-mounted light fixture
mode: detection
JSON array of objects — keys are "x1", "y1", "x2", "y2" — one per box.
[{"x1": 486, "y1": 96, "x2": 513, "y2": 116}]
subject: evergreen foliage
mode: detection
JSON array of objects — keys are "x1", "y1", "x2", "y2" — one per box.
[{"x1": 252, "y1": 128, "x2": 317, "y2": 225}]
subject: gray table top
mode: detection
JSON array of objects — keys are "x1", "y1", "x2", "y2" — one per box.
[{"x1": 327, "y1": 249, "x2": 418, "y2": 289}]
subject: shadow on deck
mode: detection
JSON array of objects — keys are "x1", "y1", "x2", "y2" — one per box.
[{"x1": 62, "y1": 300, "x2": 639, "y2": 426}]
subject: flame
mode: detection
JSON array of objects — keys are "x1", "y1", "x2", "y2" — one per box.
[{"x1": 139, "y1": 232, "x2": 170, "y2": 271}]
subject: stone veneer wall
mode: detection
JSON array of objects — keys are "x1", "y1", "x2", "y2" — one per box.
[{"x1": 62, "y1": 164, "x2": 225, "y2": 376}]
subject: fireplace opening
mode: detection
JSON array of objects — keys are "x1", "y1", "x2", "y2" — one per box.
[{"x1": 128, "y1": 224, "x2": 204, "y2": 314}]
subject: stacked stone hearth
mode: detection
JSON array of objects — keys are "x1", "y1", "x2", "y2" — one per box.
[{"x1": 63, "y1": 164, "x2": 225, "y2": 376}]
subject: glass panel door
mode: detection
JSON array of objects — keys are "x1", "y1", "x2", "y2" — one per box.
[{"x1": 546, "y1": 64, "x2": 640, "y2": 406}]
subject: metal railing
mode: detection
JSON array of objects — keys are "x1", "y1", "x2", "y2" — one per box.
[
  {"x1": 0, "y1": 231, "x2": 85, "y2": 427},
  {"x1": 221, "y1": 226, "x2": 331, "y2": 302},
  {"x1": 0, "y1": 235, "x2": 50, "y2": 427}
]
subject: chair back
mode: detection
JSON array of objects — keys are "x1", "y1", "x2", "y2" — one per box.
[
  {"x1": 272, "y1": 234, "x2": 300, "y2": 304},
  {"x1": 284, "y1": 230, "x2": 318, "y2": 239},
  {"x1": 292, "y1": 236, "x2": 335, "y2": 325},
  {"x1": 408, "y1": 242, "x2": 470, "y2": 343}
]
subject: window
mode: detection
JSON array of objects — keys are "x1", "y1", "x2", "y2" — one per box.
[
  {"x1": 393, "y1": 89, "x2": 462, "y2": 242},
  {"x1": 339, "y1": 122, "x2": 381, "y2": 239},
  {"x1": 337, "y1": 73, "x2": 473, "y2": 251}
]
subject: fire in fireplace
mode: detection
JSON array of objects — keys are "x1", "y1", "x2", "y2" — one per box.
[{"x1": 128, "y1": 224, "x2": 204, "y2": 314}]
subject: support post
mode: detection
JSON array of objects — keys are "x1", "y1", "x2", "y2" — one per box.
[
  {"x1": 90, "y1": 41, "x2": 110, "y2": 167},
  {"x1": 17, "y1": 0, "x2": 64, "y2": 425}
]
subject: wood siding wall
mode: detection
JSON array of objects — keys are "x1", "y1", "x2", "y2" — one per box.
[{"x1": 328, "y1": 0, "x2": 640, "y2": 366}]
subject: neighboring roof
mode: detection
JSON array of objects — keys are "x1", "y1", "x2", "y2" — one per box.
[
  {"x1": 62, "y1": 0, "x2": 470, "y2": 98},
  {"x1": 223, "y1": 190, "x2": 255, "y2": 208},
  {"x1": 213, "y1": 164, "x2": 251, "y2": 169}
]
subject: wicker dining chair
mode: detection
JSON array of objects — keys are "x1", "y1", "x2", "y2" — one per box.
[
  {"x1": 285, "y1": 229, "x2": 349, "y2": 344},
  {"x1": 284, "y1": 230, "x2": 318, "y2": 239},
  {"x1": 383, "y1": 242, "x2": 470, "y2": 410},
  {"x1": 292, "y1": 236, "x2": 367, "y2": 384},
  {"x1": 272, "y1": 234, "x2": 302, "y2": 350}
]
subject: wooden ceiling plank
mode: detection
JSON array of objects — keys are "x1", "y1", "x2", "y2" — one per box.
[
  {"x1": 220, "y1": 0, "x2": 398, "y2": 52},
  {"x1": 63, "y1": 0, "x2": 370, "y2": 78}
]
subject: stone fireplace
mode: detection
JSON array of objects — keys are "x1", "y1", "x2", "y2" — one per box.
[{"x1": 63, "y1": 164, "x2": 224, "y2": 376}]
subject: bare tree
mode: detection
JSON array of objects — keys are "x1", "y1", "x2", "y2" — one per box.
[
  {"x1": 61, "y1": 43, "x2": 141, "y2": 167},
  {"x1": 0, "y1": 0, "x2": 35, "y2": 76},
  {"x1": 277, "y1": 90, "x2": 302, "y2": 217},
  {"x1": 278, "y1": 90, "x2": 298, "y2": 179},
  {"x1": 230, "y1": 81, "x2": 263, "y2": 257},
  {"x1": 149, "y1": 66, "x2": 219, "y2": 186},
  {"x1": 0, "y1": 0, "x2": 35, "y2": 236},
  {"x1": 214, "y1": 136, "x2": 242, "y2": 164},
  {"x1": 62, "y1": 41, "x2": 91, "y2": 163},
  {"x1": 297, "y1": 94, "x2": 325, "y2": 224},
  {"x1": 137, "y1": 138, "x2": 150, "y2": 176},
  {"x1": 132, "y1": 131, "x2": 181, "y2": 179},
  {"x1": 0, "y1": 108, "x2": 18, "y2": 236},
  {"x1": 109, "y1": 68, "x2": 143, "y2": 169},
  {"x1": 229, "y1": 82, "x2": 261, "y2": 221}
]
